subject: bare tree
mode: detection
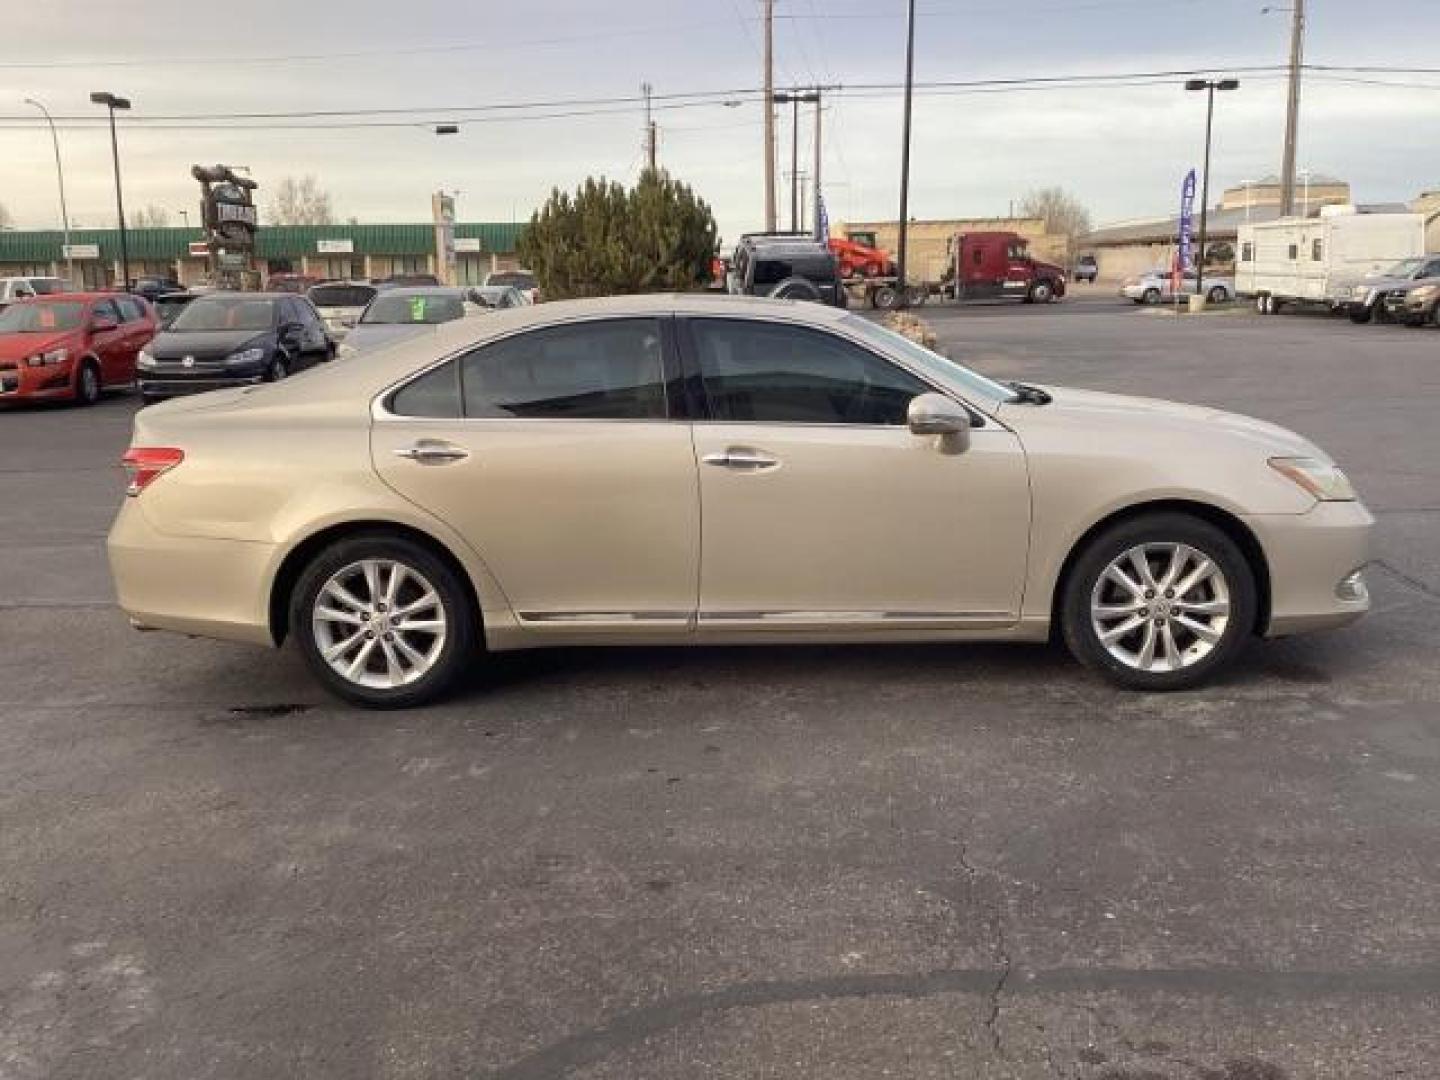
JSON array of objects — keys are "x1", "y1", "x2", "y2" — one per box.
[
  {"x1": 267, "y1": 176, "x2": 336, "y2": 226},
  {"x1": 130, "y1": 204, "x2": 171, "y2": 228},
  {"x1": 1017, "y1": 187, "x2": 1093, "y2": 250},
  {"x1": 0, "y1": 202, "x2": 13, "y2": 230}
]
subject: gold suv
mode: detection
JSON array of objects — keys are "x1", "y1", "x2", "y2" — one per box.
[{"x1": 108, "y1": 295, "x2": 1372, "y2": 707}]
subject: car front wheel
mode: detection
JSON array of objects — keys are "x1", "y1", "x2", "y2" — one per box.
[
  {"x1": 290, "y1": 534, "x2": 479, "y2": 708},
  {"x1": 1061, "y1": 513, "x2": 1257, "y2": 691}
]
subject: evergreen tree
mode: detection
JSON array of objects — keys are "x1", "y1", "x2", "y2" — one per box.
[{"x1": 518, "y1": 169, "x2": 717, "y2": 299}]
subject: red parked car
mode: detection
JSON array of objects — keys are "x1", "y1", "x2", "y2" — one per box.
[{"x1": 0, "y1": 293, "x2": 156, "y2": 406}]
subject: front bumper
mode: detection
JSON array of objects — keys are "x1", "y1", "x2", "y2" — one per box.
[
  {"x1": 1243, "y1": 500, "x2": 1375, "y2": 637},
  {"x1": 138, "y1": 363, "x2": 265, "y2": 398},
  {"x1": 107, "y1": 498, "x2": 278, "y2": 646},
  {"x1": 0, "y1": 361, "x2": 77, "y2": 401}
]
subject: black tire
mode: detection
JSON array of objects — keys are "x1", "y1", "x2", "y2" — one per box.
[
  {"x1": 289, "y1": 533, "x2": 479, "y2": 708},
  {"x1": 1373, "y1": 303, "x2": 1391, "y2": 325},
  {"x1": 140, "y1": 393, "x2": 163, "y2": 408},
  {"x1": 1207, "y1": 285, "x2": 1228, "y2": 304},
  {"x1": 1029, "y1": 280, "x2": 1055, "y2": 304},
  {"x1": 872, "y1": 283, "x2": 901, "y2": 310},
  {"x1": 1347, "y1": 307, "x2": 1372, "y2": 324},
  {"x1": 1060, "y1": 512, "x2": 1257, "y2": 692},
  {"x1": 74, "y1": 361, "x2": 101, "y2": 406},
  {"x1": 767, "y1": 276, "x2": 822, "y2": 303},
  {"x1": 1141, "y1": 288, "x2": 1161, "y2": 305},
  {"x1": 266, "y1": 356, "x2": 289, "y2": 382}
]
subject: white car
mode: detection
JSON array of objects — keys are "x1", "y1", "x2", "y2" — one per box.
[
  {"x1": 0, "y1": 276, "x2": 71, "y2": 308},
  {"x1": 1121, "y1": 269, "x2": 1235, "y2": 305},
  {"x1": 306, "y1": 281, "x2": 384, "y2": 342}
]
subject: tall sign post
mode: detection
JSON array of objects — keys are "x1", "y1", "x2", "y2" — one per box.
[
  {"x1": 432, "y1": 191, "x2": 457, "y2": 286},
  {"x1": 191, "y1": 165, "x2": 259, "y2": 290},
  {"x1": 1174, "y1": 168, "x2": 1197, "y2": 308}
]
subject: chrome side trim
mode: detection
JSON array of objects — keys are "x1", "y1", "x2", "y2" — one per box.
[
  {"x1": 517, "y1": 611, "x2": 693, "y2": 624},
  {"x1": 700, "y1": 610, "x2": 1011, "y2": 623}
]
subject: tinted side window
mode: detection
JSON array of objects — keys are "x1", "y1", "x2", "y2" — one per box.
[
  {"x1": 91, "y1": 299, "x2": 120, "y2": 322},
  {"x1": 391, "y1": 362, "x2": 462, "y2": 418},
  {"x1": 691, "y1": 319, "x2": 931, "y2": 426},
  {"x1": 460, "y1": 319, "x2": 666, "y2": 420},
  {"x1": 116, "y1": 296, "x2": 145, "y2": 322},
  {"x1": 751, "y1": 259, "x2": 792, "y2": 287}
]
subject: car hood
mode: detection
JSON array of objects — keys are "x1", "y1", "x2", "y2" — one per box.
[
  {"x1": 0, "y1": 331, "x2": 77, "y2": 360},
  {"x1": 997, "y1": 385, "x2": 1323, "y2": 458},
  {"x1": 150, "y1": 328, "x2": 269, "y2": 358},
  {"x1": 1355, "y1": 274, "x2": 1418, "y2": 291}
]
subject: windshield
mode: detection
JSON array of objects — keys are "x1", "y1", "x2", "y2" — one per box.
[
  {"x1": 839, "y1": 314, "x2": 1016, "y2": 405},
  {"x1": 308, "y1": 284, "x2": 377, "y2": 308},
  {"x1": 0, "y1": 300, "x2": 86, "y2": 333},
  {"x1": 169, "y1": 297, "x2": 277, "y2": 332},
  {"x1": 1384, "y1": 258, "x2": 1425, "y2": 277},
  {"x1": 361, "y1": 293, "x2": 466, "y2": 325}
]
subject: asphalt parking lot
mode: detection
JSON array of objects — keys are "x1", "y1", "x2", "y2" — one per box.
[{"x1": 2, "y1": 297, "x2": 1438, "y2": 1079}]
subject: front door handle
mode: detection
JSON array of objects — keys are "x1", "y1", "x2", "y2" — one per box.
[
  {"x1": 393, "y1": 439, "x2": 470, "y2": 465},
  {"x1": 702, "y1": 447, "x2": 780, "y2": 471}
]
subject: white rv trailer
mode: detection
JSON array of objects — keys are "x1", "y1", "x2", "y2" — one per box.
[{"x1": 1236, "y1": 207, "x2": 1425, "y2": 311}]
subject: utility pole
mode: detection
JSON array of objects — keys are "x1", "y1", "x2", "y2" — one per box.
[
  {"x1": 895, "y1": 0, "x2": 918, "y2": 306},
  {"x1": 23, "y1": 98, "x2": 71, "y2": 284},
  {"x1": 762, "y1": 0, "x2": 777, "y2": 231},
  {"x1": 789, "y1": 92, "x2": 800, "y2": 230},
  {"x1": 641, "y1": 82, "x2": 657, "y2": 171},
  {"x1": 812, "y1": 90, "x2": 822, "y2": 237},
  {"x1": 1278, "y1": 0, "x2": 1305, "y2": 216}
]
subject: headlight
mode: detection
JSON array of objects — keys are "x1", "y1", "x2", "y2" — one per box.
[
  {"x1": 225, "y1": 347, "x2": 266, "y2": 365},
  {"x1": 1269, "y1": 456, "x2": 1356, "y2": 501},
  {"x1": 137, "y1": 348, "x2": 156, "y2": 370},
  {"x1": 1408, "y1": 284, "x2": 1439, "y2": 303},
  {"x1": 26, "y1": 347, "x2": 69, "y2": 367}
]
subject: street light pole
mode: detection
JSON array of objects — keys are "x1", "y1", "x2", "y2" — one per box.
[
  {"x1": 895, "y1": 0, "x2": 917, "y2": 307},
  {"x1": 23, "y1": 98, "x2": 72, "y2": 284},
  {"x1": 90, "y1": 91, "x2": 132, "y2": 289},
  {"x1": 1185, "y1": 77, "x2": 1239, "y2": 301}
]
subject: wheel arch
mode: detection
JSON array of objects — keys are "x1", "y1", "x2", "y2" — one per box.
[
  {"x1": 1048, "y1": 498, "x2": 1271, "y2": 640},
  {"x1": 268, "y1": 519, "x2": 485, "y2": 647}
]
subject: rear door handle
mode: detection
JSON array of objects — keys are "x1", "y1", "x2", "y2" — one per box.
[
  {"x1": 701, "y1": 447, "x2": 780, "y2": 471},
  {"x1": 393, "y1": 439, "x2": 470, "y2": 465}
]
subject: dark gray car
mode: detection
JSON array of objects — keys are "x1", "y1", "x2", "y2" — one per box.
[{"x1": 1343, "y1": 255, "x2": 1440, "y2": 324}]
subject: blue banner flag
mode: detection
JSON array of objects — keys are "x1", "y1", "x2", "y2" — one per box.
[
  {"x1": 1174, "y1": 168, "x2": 1197, "y2": 294},
  {"x1": 816, "y1": 191, "x2": 830, "y2": 244}
]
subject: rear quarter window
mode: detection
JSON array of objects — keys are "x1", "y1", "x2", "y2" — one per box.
[{"x1": 390, "y1": 362, "x2": 462, "y2": 418}]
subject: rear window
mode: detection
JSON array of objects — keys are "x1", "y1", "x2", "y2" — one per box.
[
  {"x1": 169, "y1": 297, "x2": 277, "y2": 332},
  {"x1": 361, "y1": 293, "x2": 465, "y2": 325},
  {"x1": 30, "y1": 279, "x2": 68, "y2": 296},
  {"x1": 487, "y1": 272, "x2": 535, "y2": 290},
  {"x1": 308, "y1": 285, "x2": 377, "y2": 308}
]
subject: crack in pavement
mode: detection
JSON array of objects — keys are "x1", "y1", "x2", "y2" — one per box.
[
  {"x1": 482, "y1": 965, "x2": 1440, "y2": 1079},
  {"x1": 1370, "y1": 559, "x2": 1440, "y2": 602}
]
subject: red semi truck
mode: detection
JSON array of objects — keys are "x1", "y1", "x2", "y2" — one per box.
[{"x1": 941, "y1": 231, "x2": 1066, "y2": 304}]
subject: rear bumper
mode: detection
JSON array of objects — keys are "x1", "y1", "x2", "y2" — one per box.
[
  {"x1": 1243, "y1": 500, "x2": 1375, "y2": 637},
  {"x1": 107, "y1": 499, "x2": 277, "y2": 646}
]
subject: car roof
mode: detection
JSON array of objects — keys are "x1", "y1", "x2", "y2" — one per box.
[
  {"x1": 375, "y1": 286, "x2": 467, "y2": 297},
  {"x1": 10, "y1": 291, "x2": 109, "y2": 302}
]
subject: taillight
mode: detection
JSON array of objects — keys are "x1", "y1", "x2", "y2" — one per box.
[{"x1": 121, "y1": 447, "x2": 184, "y2": 496}]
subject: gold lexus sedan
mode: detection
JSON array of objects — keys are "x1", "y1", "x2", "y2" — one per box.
[{"x1": 108, "y1": 294, "x2": 1373, "y2": 707}]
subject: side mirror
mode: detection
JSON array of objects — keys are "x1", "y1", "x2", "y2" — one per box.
[
  {"x1": 907, "y1": 392, "x2": 972, "y2": 449},
  {"x1": 91, "y1": 315, "x2": 119, "y2": 332}
]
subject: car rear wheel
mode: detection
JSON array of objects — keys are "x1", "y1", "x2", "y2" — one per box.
[
  {"x1": 1141, "y1": 287, "x2": 1161, "y2": 305},
  {"x1": 266, "y1": 356, "x2": 288, "y2": 382},
  {"x1": 872, "y1": 283, "x2": 901, "y2": 310},
  {"x1": 1207, "y1": 285, "x2": 1228, "y2": 304},
  {"x1": 1061, "y1": 513, "x2": 1257, "y2": 691},
  {"x1": 290, "y1": 534, "x2": 478, "y2": 708},
  {"x1": 74, "y1": 361, "x2": 101, "y2": 406}
]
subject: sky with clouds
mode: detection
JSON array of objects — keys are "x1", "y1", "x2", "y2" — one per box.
[{"x1": 1, "y1": 0, "x2": 1436, "y2": 243}]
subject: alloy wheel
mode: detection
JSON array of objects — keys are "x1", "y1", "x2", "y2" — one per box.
[
  {"x1": 1089, "y1": 542, "x2": 1231, "y2": 673},
  {"x1": 311, "y1": 559, "x2": 448, "y2": 690}
]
